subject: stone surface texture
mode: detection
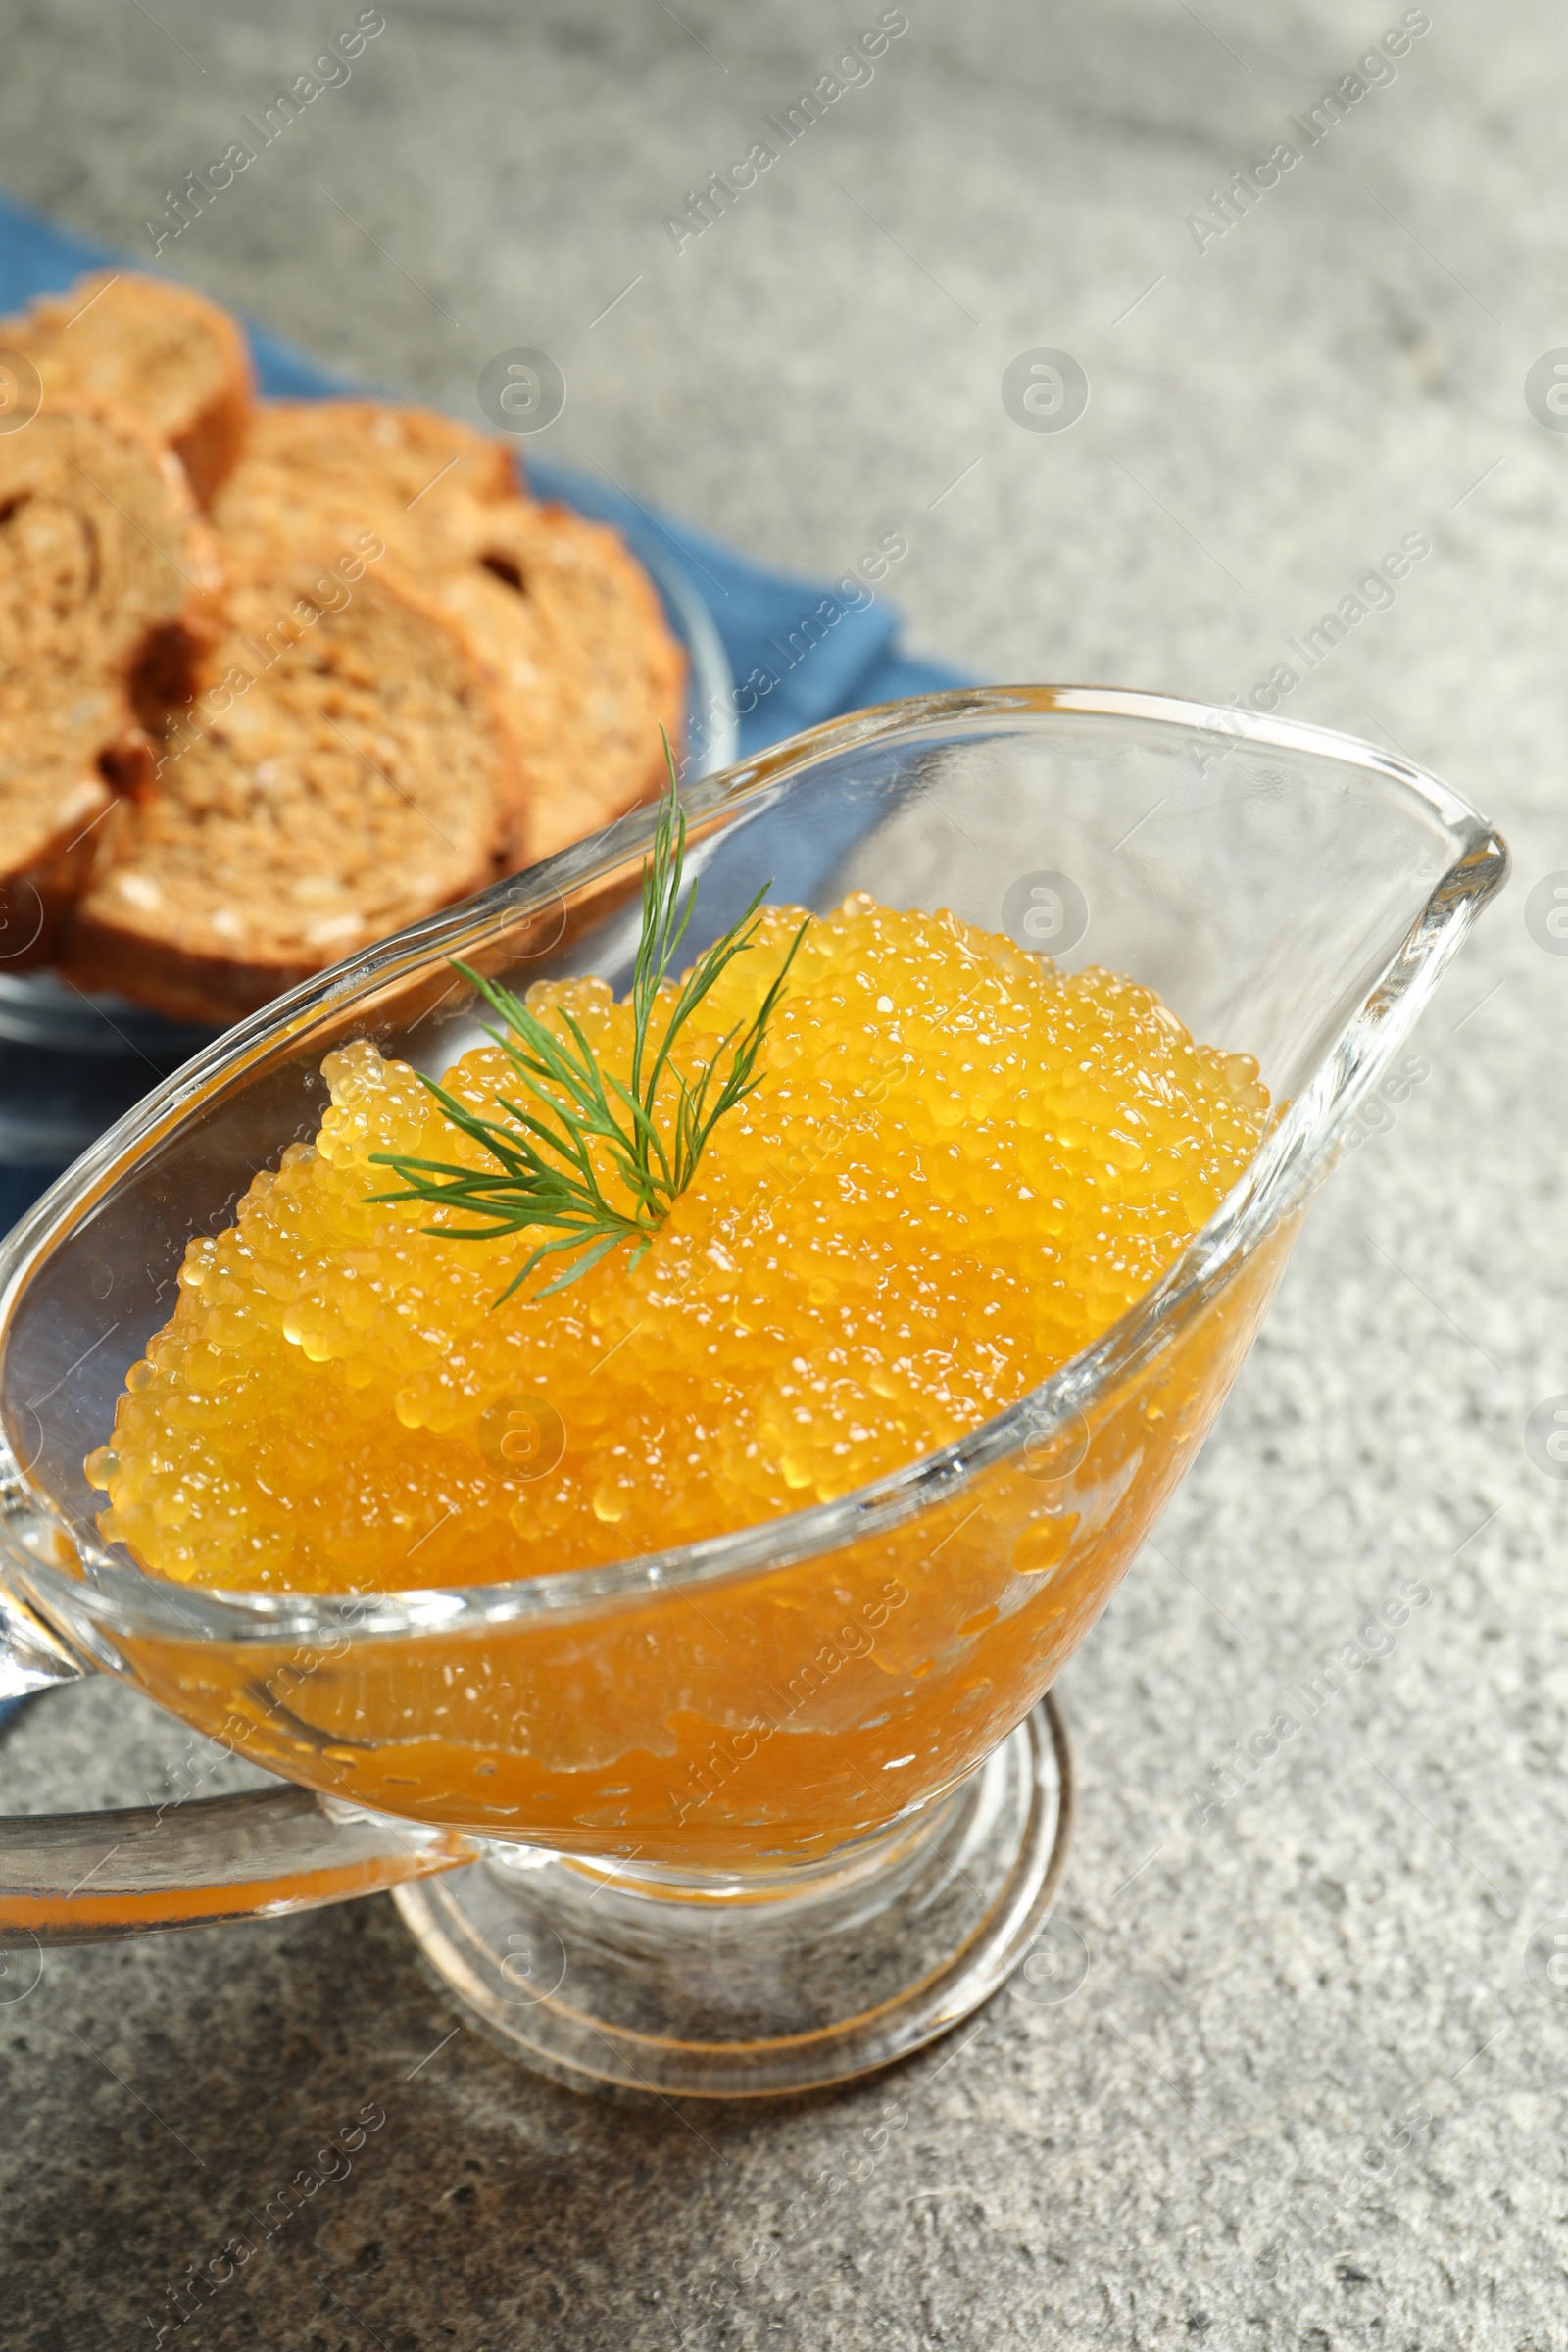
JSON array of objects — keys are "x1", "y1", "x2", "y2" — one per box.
[{"x1": 3, "y1": 2, "x2": 1567, "y2": 2346}]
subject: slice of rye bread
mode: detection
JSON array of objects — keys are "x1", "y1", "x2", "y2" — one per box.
[
  {"x1": 0, "y1": 271, "x2": 255, "y2": 507},
  {"x1": 0, "y1": 400, "x2": 221, "y2": 965},
  {"x1": 212, "y1": 400, "x2": 519, "y2": 569},
  {"x1": 431, "y1": 501, "x2": 687, "y2": 860},
  {"x1": 64, "y1": 565, "x2": 523, "y2": 1026},
  {"x1": 212, "y1": 401, "x2": 686, "y2": 860}
]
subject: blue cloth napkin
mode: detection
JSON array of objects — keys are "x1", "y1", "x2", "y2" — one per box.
[{"x1": 0, "y1": 186, "x2": 966, "y2": 1243}]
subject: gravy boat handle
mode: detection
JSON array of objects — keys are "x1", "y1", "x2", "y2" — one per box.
[{"x1": 0, "y1": 1593, "x2": 477, "y2": 1949}]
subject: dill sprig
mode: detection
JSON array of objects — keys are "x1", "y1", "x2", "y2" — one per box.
[{"x1": 367, "y1": 752, "x2": 808, "y2": 1302}]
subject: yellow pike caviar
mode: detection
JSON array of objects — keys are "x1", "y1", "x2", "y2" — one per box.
[{"x1": 89, "y1": 896, "x2": 1269, "y2": 1592}]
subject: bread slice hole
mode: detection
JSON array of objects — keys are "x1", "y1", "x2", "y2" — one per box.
[
  {"x1": 480, "y1": 548, "x2": 527, "y2": 594},
  {"x1": 128, "y1": 619, "x2": 204, "y2": 731}
]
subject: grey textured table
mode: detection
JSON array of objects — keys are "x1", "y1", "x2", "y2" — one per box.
[{"x1": 3, "y1": 3, "x2": 1567, "y2": 2345}]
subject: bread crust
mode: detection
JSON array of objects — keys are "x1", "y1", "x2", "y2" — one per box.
[
  {"x1": 65, "y1": 905, "x2": 345, "y2": 1026},
  {"x1": 0, "y1": 271, "x2": 255, "y2": 508},
  {"x1": 163, "y1": 299, "x2": 253, "y2": 507},
  {"x1": 0, "y1": 772, "x2": 115, "y2": 969}
]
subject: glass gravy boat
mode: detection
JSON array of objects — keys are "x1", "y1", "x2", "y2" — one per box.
[{"x1": 0, "y1": 688, "x2": 1507, "y2": 2095}]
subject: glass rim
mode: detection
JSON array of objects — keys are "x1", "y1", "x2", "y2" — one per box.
[{"x1": 0, "y1": 684, "x2": 1509, "y2": 1646}]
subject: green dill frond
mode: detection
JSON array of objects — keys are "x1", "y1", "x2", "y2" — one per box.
[{"x1": 368, "y1": 736, "x2": 808, "y2": 1302}]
